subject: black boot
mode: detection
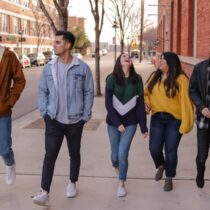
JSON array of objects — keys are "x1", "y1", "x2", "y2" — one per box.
[{"x1": 196, "y1": 167, "x2": 205, "y2": 188}]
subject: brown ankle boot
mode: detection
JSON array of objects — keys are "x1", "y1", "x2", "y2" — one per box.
[
  {"x1": 163, "y1": 177, "x2": 173, "y2": 191},
  {"x1": 155, "y1": 165, "x2": 165, "y2": 181}
]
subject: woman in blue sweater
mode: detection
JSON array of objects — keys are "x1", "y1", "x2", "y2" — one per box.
[{"x1": 105, "y1": 53, "x2": 148, "y2": 197}]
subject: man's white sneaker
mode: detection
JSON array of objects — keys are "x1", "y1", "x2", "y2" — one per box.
[
  {"x1": 32, "y1": 190, "x2": 49, "y2": 206},
  {"x1": 117, "y1": 186, "x2": 127, "y2": 197},
  {"x1": 5, "y1": 164, "x2": 16, "y2": 185},
  {"x1": 66, "y1": 182, "x2": 77, "y2": 198}
]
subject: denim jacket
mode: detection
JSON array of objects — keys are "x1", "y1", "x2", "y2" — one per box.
[{"x1": 39, "y1": 56, "x2": 94, "y2": 123}]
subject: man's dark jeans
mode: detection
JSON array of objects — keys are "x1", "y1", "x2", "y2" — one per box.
[
  {"x1": 41, "y1": 115, "x2": 85, "y2": 193},
  {"x1": 149, "y1": 112, "x2": 182, "y2": 177},
  {"x1": 196, "y1": 126, "x2": 210, "y2": 171}
]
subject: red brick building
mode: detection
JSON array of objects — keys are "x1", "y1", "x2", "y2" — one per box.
[
  {"x1": 68, "y1": 16, "x2": 85, "y2": 31},
  {"x1": 0, "y1": 0, "x2": 88, "y2": 56},
  {"x1": 157, "y1": 0, "x2": 210, "y2": 75},
  {"x1": 0, "y1": 0, "x2": 57, "y2": 55}
]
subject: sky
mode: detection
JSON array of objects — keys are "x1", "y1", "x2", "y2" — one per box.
[{"x1": 69, "y1": 0, "x2": 158, "y2": 44}]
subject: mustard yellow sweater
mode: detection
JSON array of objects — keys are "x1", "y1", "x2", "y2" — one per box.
[{"x1": 144, "y1": 74, "x2": 194, "y2": 134}]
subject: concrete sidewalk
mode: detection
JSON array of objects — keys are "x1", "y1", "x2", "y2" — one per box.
[{"x1": 0, "y1": 60, "x2": 210, "y2": 210}]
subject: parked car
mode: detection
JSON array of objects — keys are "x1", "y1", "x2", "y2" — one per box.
[
  {"x1": 91, "y1": 50, "x2": 103, "y2": 57},
  {"x1": 130, "y1": 49, "x2": 139, "y2": 58},
  {"x1": 19, "y1": 55, "x2": 31, "y2": 68},
  {"x1": 27, "y1": 52, "x2": 46, "y2": 66},
  {"x1": 101, "y1": 49, "x2": 108, "y2": 55},
  {"x1": 43, "y1": 51, "x2": 56, "y2": 63},
  {"x1": 72, "y1": 53, "x2": 83, "y2": 59}
]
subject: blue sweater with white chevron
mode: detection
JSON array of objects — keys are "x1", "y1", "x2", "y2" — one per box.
[{"x1": 105, "y1": 74, "x2": 148, "y2": 133}]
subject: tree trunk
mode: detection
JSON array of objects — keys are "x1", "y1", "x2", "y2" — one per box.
[
  {"x1": 120, "y1": 39, "x2": 124, "y2": 53},
  {"x1": 95, "y1": 31, "x2": 101, "y2": 96},
  {"x1": 38, "y1": 0, "x2": 57, "y2": 34}
]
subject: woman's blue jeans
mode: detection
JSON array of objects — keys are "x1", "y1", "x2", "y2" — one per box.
[
  {"x1": 107, "y1": 124, "x2": 137, "y2": 181},
  {"x1": 149, "y1": 112, "x2": 182, "y2": 177},
  {"x1": 0, "y1": 116, "x2": 15, "y2": 166}
]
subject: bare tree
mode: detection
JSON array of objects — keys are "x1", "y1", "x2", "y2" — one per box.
[
  {"x1": 89, "y1": 0, "x2": 105, "y2": 96},
  {"x1": 38, "y1": 0, "x2": 69, "y2": 34},
  {"x1": 108, "y1": 0, "x2": 135, "y2": 53},
  {"x1": 126, "y1": 8, "x2": 141, "y2": 53},
  {"x1": 127, "y1": 10, "x2": 153, "y2": 53},
  {"x1": 32, "y1": 8, "x2": 51, "y2": 53},
  {"x1": 143, "y1": 26, "x2": 157, "y2": 53}
]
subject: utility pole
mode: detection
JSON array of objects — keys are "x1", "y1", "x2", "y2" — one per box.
[
  {"x1": 18, "y1": 29, "x2": 24, "y2": 58},
  {"x1": 112, "y1": 20, "x2": 118, "y2": 63},
  {"x1": 139, "y1": 0, "x2": 144, "y2": 62}
]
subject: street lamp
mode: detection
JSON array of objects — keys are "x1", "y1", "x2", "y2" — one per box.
[
  {"x1": 18, "y1": 29, "x2": 24, "y2": 58},
  {"x1": 112, "y1": 20, "x2": 118, "y2": 63},
  {"x1": 126, "y1": 36, "x2": 131, "y2": 55}
]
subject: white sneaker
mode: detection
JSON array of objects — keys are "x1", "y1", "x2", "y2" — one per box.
[
  {"x1": 117, "y1": 186, "x2": 127, "y2": 197},
  {"x1": 66, "y1": 182, "x2": 77, "y2": 198},
  {"x1": 5, "y1": 164, "x2": 16, "y2": 185},
  {"x1": 32, "y1": 190, "x2": 49, "y2": 206}
]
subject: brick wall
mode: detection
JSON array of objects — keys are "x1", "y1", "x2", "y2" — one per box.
[
  {"x1": 68, "y1": 16, "x2": 85, "y2": 31},
  {"x1": 196, "y1": 0, "x2": 210, "y2": 58},
  {"x1": 157, "y1": 0, "x2": 210, "y2": 74},
  {"x1": 180, "y1": 0, "x2": 194, "y2": 56},
  {"x1": 181, "y1": 62, "x2": 194, "y2": 77},
  {"x1": 157, "y1": 0, "x2": 171, "y2": 52}
]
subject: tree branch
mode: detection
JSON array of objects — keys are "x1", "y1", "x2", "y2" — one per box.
[{"x1": 38, "y1": 0, "x2": 57, "y2": 34}]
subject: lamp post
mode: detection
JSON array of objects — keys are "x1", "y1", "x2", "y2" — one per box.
[
  {"x1": 126, "y1": 36, "x2": 131, "y2": 55},
  {"x1": 112, "y1": 20, "x2": 118, "y2": 63},
  {"x1": 139, "y1": 0, "x2": 145, "y2": 62},
  {"x1": 18, "y1": 29, "x2": 24, "y2": 58}
]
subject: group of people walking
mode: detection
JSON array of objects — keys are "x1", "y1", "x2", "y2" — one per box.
[{"x1": 0, "y1": 30, "x2": 210, "y2": 206}]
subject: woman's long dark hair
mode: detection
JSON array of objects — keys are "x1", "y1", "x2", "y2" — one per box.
[
  {"x1": 146, "y1": 52, "x2": 186, "y2": 98},
  {"x1": 112, "y1": 53, "x2": 139, "y2": 85}
]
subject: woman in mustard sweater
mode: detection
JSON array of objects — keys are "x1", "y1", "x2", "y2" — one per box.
[{"x1": 144, "y1": 52, "x2": 194, "y2": 191}]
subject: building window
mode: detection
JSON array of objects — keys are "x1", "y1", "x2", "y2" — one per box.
[
  {"x1": 32, "y1": 0, "x2": 38, "y2": 8},
  {"x1": 2, "y1": 14, "x2": 9, "y2": 33},
  {"x1": 13, "y1": 17, "x2": 20, "y2": 34},
  {"x1": 23, "y1": 19, "x2": 30, "y2": 35},
  {"x1": 8, "y1": 0, "x2": 19, "y2": 4},
  {"x1": 31, "y1": 21, "x2": 37, "y2": 36},
  {"x1": 23, "y1": 0, "x2": 29, "y2": 7}
]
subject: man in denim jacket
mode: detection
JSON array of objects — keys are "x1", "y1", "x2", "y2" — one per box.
[{"x1": 32, "y1": 31, "x2": 94, "y2": 206}]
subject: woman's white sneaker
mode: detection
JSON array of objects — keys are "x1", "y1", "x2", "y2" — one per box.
[
  {"x1": 66, "y1": 182, "x2": 77, "y2": 198},
  {"x1": 32, "y1": 190, "x2": 49, "y2": 206},
  {"x1": 117, "y1": 186, "x2": 127, "y2": 197}
]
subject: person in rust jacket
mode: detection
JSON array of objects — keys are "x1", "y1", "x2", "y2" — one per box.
[{"x1": 0, "y1": 46, "x2": 25, "y2": 185}]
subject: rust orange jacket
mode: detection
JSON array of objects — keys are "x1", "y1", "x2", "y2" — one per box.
[{"x1": 0, "y1": 47, "x2": 26, "y2": 116}]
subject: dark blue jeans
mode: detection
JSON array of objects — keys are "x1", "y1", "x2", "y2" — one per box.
[
  {"x1": 196, "y1": 126, "x2": 210, "y2": 171},
  {"x1": 149, "y1": 112, "x2": 182, "y2": 177},
  {"x1": 41, "y1": 115, "x2": 85, "y2": 193}
]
